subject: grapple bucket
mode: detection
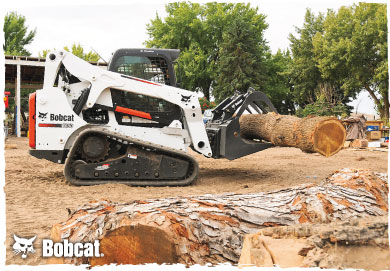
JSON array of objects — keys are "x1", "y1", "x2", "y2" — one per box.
[{"x1": 206, "y1": 89, "x2": 277, "y2": 160}]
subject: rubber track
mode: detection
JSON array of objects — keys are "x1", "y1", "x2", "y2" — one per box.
[{"x1": 64, "y1": 127, "x2": 199, "y2": 186}]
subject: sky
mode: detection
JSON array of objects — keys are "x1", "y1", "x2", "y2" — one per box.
[{"x1": 2, "y1": 0, "x2": 387, "y2": 116}]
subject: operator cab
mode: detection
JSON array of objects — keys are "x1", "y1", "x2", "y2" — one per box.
[
  {"x1": 108, "y1": 48, "x2": 181, "y2": 127},
  {"x1": 108, "y1": 48, "x2": 179, "y2": 86}
]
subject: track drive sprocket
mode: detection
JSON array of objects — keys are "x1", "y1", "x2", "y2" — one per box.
[{"x1": 79, "y1": 134, "x2": 110, "y2": 163}]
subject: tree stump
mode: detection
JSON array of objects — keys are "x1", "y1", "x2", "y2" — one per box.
[
  {"x1": 49, "y1": 169, "x2": 387, "y2": 266},
  {"x1": 239, "y1": 113, "x2": 346, "y2": 157}
]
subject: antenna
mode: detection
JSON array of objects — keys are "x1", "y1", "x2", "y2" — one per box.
[{"x1": 91, "y1": 47, "x2": 108, "y2": 64}]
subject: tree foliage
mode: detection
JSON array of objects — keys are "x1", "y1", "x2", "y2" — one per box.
[
  {"x1": 264, "y1": 50, "x2": 295, "y2": 114},
  {"x1": 289, "y1": 4, "x2": 388, "y2": 119},
  {"x1": 39, "y1": 43, "x2": 100, "y2": 62},
  {"x1": 287, "y1": 9, "x2": 325, "y2": 107},
  {"x1": 213, "y1": 4, "x2": 268, "y2": 103},
  {"x1": 312, "y1": 3, "x2": 388, "y2": 119},
  {"x1": 3, "y1": 12, "x2": 36, "y2": 56},
  {"x1": 296, "y1": 83, "x2": 350, "y2": 117},
  {"x1": 146, "y1": 2, "x2": 212, "y2": 98},
  {"x1": 146, "y1": 2, "x2": 387, "y2": 118},
  {"x1": 146, "y1": 2, "x2": 270, "y2": 103}
]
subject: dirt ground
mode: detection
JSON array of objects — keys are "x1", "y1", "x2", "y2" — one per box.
[{"x1": 4, "y1": 136, "x2": 388, "y2": 265}]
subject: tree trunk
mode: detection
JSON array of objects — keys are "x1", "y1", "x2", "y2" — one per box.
[
  {"x1": 364, "y1": 85, "x2": 387, "y2": 119},
  {"x1": 49, "y1": 168, "x2": 387, "y2": 266},
  {"x1": 383, "y1": 89, "x2": 389, "y2": 121},
  {"x1": 239, "y1": 113, "x2": 346, "y2": 157}
]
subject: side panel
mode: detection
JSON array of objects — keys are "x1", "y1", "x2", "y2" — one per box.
[
  {"x1": 34, "y1": 86, "x2": 188, "y2": 153},
  {"x1": 35, "y1": 87, "x2": 87, "y2": 150}
]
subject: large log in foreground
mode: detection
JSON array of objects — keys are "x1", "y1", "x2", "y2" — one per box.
[
  {"x1": 239, "y1": 113, "x2": 346, "y2": 157},
  {"x1": 49, "y1": 169, "x2": 387, "y2": 266}
]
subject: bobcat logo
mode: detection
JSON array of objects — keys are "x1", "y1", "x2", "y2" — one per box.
[
  {"x1": 12, "y1": 234, "x2": 36, "y2": 259},
  {"x1": 38, "y1": 112, "x2": 48, "y2": 119},
  {"x1": 181, "y1": 94, "x2": 192, "y2": 103}
]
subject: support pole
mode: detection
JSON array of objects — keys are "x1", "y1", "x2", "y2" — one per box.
[{"x1": 16, "y1": 63, "x2": 21, "y2": 137}]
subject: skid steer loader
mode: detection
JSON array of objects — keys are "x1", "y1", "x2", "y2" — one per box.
[{"x1": 29, "y1": 49, "x2": 276, "y2": 186}]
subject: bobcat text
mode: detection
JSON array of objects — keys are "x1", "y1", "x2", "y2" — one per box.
[{"x1": 42, "y1": 239, "x2": 103, "y2": 257}]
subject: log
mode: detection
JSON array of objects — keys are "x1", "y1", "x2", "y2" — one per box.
[
  {"x1": 239, "y1": 113, "x2": 346, "y2": 157},
  {"x1": 239, "y1": 216, "x2": 389, "y2": 269},
  {"x1": 351, "y1": 139, "x2": 368, "y2": 148},
  {"x1": 49, "y1": 168, "x2": 387, "y2": 266},
  {"x1": 343, "y1": 140, "x2": 351, "y2": 148}
]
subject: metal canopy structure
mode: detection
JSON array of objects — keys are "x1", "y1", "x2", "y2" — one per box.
[
  {"x1": 4, "y1": 55, "x2": 107, "y2": 137},
  {"x1": 5, "y1": 56, "x2": 45, "y2": 90}
]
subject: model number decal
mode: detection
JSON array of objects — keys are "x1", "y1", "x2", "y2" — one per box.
[
  {"x1": 62, "y1": 123, "x2": 73, "y2": 128},
  {"x1": 128, "y1": 154, "x2": 138, "y2": 159},
  {"x1": 38, "y1": 123, "x2": 73, "y2": 128}
]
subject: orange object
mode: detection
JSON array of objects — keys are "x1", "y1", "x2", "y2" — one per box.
[
  {"x1": 4, "y1": 96, "x2": 8, "y2": 108},
  {"x1": 29, "y1": 92, "x2": 36, "y2": 148},
  {"x1": 115, "y1": 106, "x2": 152, "y2": 120},
  {"x1": 4, "y1": 91, "x2": 10, "y2": 108}
]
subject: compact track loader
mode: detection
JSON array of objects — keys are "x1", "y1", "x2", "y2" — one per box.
[{"x1": 29, "y1": 49, "x2": 276, "y2": 186}]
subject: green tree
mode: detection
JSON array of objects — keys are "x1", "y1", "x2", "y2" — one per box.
[
  {"x1": 213, "y1": 4, "x2": 268, "y2": 103},
  {"x1": 146, "y1": 2, "x2": 270, "y2": 102},
  {"x1": 3, "y1": 12, "x2": 36, "y2": 56},
  {"x1": 287, "y1": 9, "x2": 325, "y2": 107},
  {"x1": 296, "y1": 83, "x2": 350, "y2": 117},
  {"x1": 39, "y1": 43, "x2": 100, "y2": 62},
  {"x1": 146, "y1": 2, "x2": 225, "y2": 100},
  {"x1": 313, "y1": 3, "x2": 388, "y2": 119},
  {"x1": 264, "y1": 50, "x2": 295, "y2": 114}
]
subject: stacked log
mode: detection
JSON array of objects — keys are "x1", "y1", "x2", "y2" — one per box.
[
  {"x1": 239, "y1": 113, "x2": 346, "y2": 157},
  {"x1": 351, "y1": 139, "x2": 368, "y2": 148},
  {"x1": 49, "y1": 168, "x2": 387, "y2": 266}
]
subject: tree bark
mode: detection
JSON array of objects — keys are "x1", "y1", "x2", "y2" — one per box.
[
  {"x1": 49, "y1": 168, "x2": 387, "y2": 266},
  {"x1": 383, "y1": 88, "x2": 389, "y2": 121},
  {"x1": 239, "y1": 113, "x2": 346, "y2": 157},
  {"x1": 364, "y1": 85, "x2": 388, "y2": 120},
  {"x1": 364, "y1": 85, "x2": 382, "y2": 109}
]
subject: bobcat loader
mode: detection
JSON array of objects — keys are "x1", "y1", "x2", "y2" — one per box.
[{"x1": 29, "y1": 49, "x2": 276, "y2": 186}]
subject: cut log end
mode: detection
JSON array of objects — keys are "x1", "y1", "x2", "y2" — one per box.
[
  {"x1": 90, "y1": 225, "x2": 177, "y2": 266},
  {"x1": 313, "y1": 119, "x2": 346, "y2": 157}
]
